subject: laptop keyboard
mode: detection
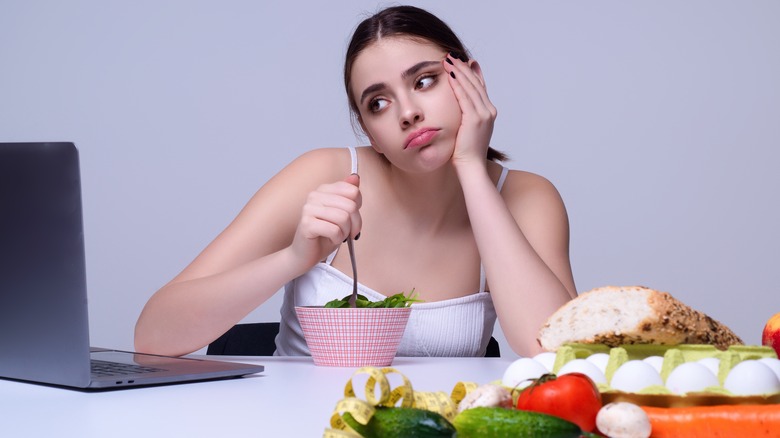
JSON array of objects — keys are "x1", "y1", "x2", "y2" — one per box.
[{"x1": 91, "y1": 359, "x2": 166, "y2": 377}]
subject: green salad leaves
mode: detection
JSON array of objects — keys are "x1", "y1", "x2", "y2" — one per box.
[{"x1": 324, "y1": 290, "x2": 421, "y2": 308}]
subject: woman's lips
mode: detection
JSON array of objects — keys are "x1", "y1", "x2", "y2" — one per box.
[{"x1": 405, "y1": 128, "x2": 440, "y2": 149}]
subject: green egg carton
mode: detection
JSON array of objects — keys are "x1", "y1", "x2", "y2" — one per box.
[
  {"x1": 554, "y1": 343, "x2": 778, "y2": 396},
  {"x1": 550, "y1": 343, "x2": 610, "y2": 374}
]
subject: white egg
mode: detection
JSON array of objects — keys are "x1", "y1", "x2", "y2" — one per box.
[
  {"x1": 758, "y1": 358, "x2": 780, "y2": 382},
  {"x1": 665, "y1": 362, "x2": 719, "y2": 394},
  {"x1": 696, "y1": 357, "x2": 721, "y2": 377},
  {"x1": 724, "y1": 360, "x2": 780, "y2": 395},
  {"x1": 642, "y1": 356, "x2": 664, "y2": 374},
  {"x1": 610, "y1": 360, "x2": 663, "y2": 393},
  {"x1": 532, "y1": 352, "x2": 557, "y2": 373},
  {"x1": 502, "y1": 357, "x2": 549, "y2": 388},
  {"x1": 558, "y1": 359, "x2": 607, "y2": 384},
  {"x1": 586, "y1": 353, "x2": 610, "y2": 374}
]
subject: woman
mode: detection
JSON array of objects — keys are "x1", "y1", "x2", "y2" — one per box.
[{"x1": 135, "y1": 5, "x2": 577, "y2": 358}]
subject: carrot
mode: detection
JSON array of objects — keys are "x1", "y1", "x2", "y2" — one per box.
[{"x1": 641, "y1": 404, "x2": 780, "y2": 438}]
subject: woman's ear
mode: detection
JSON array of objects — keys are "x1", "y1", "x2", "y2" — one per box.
[{"x1": 468, "y1": 60, "x2": 487, "y2": 89}]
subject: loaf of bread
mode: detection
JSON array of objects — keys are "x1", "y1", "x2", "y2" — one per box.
[{"x1": 537, "y1": 285, "x2": 743, "y2": 351}]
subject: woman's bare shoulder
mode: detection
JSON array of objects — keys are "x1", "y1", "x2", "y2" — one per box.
[
  {"x1": 280, "y1": 145, "x2": 378, "y2": 177},
  {"x1": 281, "y1": 147, "x2": 354, "y2": 178},
  {"x1": 498, "y1": 167, "x2": 568, "y2": 223},
  {"x1": 501, "y1": 168, "x2": 562, "y2": 201}
]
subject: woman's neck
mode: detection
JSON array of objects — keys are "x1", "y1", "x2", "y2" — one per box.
[{"x1": 382, "y1": 161, "x2": 469, "y2": 234}]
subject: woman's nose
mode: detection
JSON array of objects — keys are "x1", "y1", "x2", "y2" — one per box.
[{"x1": 398, "y1": 97, "x2": 423, "y2": 128}]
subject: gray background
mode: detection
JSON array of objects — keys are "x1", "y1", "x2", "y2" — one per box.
[{"x1": 2, "y1": 1, "x2": 778, "y2": 358}]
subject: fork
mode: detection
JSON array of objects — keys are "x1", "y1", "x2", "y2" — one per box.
[{"x1": 347, "y1": 236, "x2": 359, "y2": 308}]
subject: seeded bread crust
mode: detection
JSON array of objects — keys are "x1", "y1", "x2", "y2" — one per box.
[{"x1": 537, "y1": 285, "x2": 743, "y2": 351}]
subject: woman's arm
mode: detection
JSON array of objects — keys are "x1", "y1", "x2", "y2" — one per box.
[
  {"x1": 443, "y1": 53, "x2": 576, "y2": 357},
  {"x1": 457, "y1": 165, "x2": 576, "y2": 357},
  {"x1": 134, "y1": 148, "x2": 361, "y2": 356}
]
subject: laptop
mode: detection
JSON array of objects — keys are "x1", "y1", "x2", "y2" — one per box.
[{"x1": 0, "y1": 142, "x2": 264, "y2": 389}]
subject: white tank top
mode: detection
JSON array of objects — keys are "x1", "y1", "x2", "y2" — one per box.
[{"x1": 274, "y1": 147, "x2": 507, "y2": 357}]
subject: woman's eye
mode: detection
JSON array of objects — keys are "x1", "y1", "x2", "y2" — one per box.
[
  {"x1": 415, "y1": 75, "x2": 437, "y2": 90},
  {"x1": 368, "y1": 98, "x2": 388, "y2": 113}
]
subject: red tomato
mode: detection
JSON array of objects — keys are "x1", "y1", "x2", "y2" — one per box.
[{"x1": 515, "y1": 373, "x2": 602, "y2": 432}]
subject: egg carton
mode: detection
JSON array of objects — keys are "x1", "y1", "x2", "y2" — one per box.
[{"x1": 552, "y1": 343, "x2": 780, "y2": 403}]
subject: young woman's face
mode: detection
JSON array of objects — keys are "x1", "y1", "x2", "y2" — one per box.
[{"x1": 350, "y1": 37, "x2": 462, "y2": 172}]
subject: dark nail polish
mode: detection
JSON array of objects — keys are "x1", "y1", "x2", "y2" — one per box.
[
  {"x1": 445, "y1": 57, "x2": 453, "y2": 65},
  {"x1": 355, "y1": 232, "x2": 361, "y2": 241},
  {"x1": 450, "y1": 71, "x2": 456, "y2": 79},
  {"x1": 449, "y1": 51, "x2": 468, "y2": 63}
]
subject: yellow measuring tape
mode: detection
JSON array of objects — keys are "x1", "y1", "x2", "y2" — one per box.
[{"x1": 324, "y1": 367, "x2": 479, "y2": 437}]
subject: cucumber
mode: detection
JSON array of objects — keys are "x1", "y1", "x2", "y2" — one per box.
[
  {"x1": 342, "y1": 406, "x2": 456, "y2": 438},
  {"x1": 453, "y1": 407, "x2": 586, "y2": 438}
]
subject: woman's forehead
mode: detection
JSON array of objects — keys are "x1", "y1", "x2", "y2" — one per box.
[{"x1": 350, "y1": 37, "x2": 445, "y2": 89}]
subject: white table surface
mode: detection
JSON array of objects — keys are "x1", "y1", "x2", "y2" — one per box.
[{"x1": 0, "y1": 355, "x2": 514, "y2": 437}]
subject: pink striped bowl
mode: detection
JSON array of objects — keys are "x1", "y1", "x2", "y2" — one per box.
[{"x1": 295, "y1": 306, "x2": 411, "y2": 367}]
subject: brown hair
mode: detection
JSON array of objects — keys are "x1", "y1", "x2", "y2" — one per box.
[{"x1": 344, "y1": 5, "x2": 508, "y2": 162}]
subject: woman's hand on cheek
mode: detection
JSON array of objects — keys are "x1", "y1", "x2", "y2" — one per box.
[
  {"x1": 290, "y1": 174, "x2": 362, "y2": 269},
  {"x1": 443, "y1": 52, "x2": 496, "y2": 169}
]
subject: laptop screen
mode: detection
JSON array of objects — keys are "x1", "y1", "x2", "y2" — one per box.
[{"x1": 0, "y1": 142, "x2": 92, "y2": 387}]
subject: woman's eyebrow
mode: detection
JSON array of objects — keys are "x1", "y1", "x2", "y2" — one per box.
[
  {"x1": 360, "y1": 83, "x2": 386, "y2": 105},
  {"x1": 359, "y1": 60, "x2": 441, "y2": 105},
  {"x1": 401, "y1": 60, "x2": 440, "y2": 79}
]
